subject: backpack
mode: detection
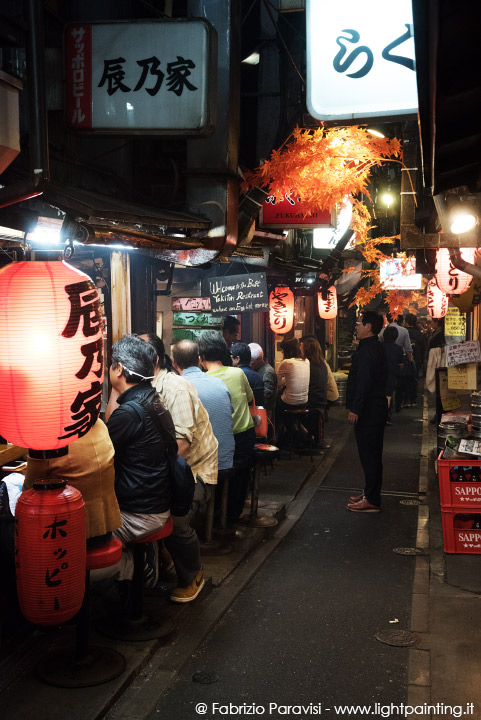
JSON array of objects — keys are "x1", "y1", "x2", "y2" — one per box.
[{"x1": 125, "y1": 393, "x2": 195, "y2": 517}]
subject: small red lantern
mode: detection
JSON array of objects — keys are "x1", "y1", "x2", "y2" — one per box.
[
  {"x1": 435, "y1": 248, "x2": 475, "y2": 295},
  {"x1": 427, "y1": 278, "x2": 448, "y2": 319},
  {"x1": 318, "y1": 286, "x2": 338, "y2": 319},
  {"x1": 269, "y1": 286, "x2": 294, "y2": 334},
  {"x1": 15, "y1": 479, "x2": 86, "y2": 626},
  {"x1": 0, "y1": 261, "x2": 104, "y2": 450}
]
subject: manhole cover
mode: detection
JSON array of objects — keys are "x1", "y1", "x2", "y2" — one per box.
[
  {"x1": 375, "y1": 630, "x2": 420, "y2": 647},
  {"x1": 399, "y1": 499, "x2": 421, "y2": 506},
  {"x1": 393, "y1": 547, "x2": 423, "y2": 555},
  {"x1": 192, "y1": 671, "x2": 219, "y2": 684}
]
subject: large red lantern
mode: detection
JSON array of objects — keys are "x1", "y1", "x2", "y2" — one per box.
[
  {"x1": 269, "y1": 286, "x2": 294, "y2": 334},
  {"x1": 0, "y1": 261, "x2": 104, "y2": 450},
  {"x1": 427, "y1": 278, "x2": 448, "y2": 318},
  {"x1": 15, "y1": 479, "x2": 86, "y2": 626},
  {"x1": 435, "y1": 248, "x2": 475, "y2": 295},
  {"x1": 318, "y1": 286, "x2": 338, "y2": 319}
]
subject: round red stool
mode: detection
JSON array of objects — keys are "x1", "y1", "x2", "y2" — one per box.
[
  {"x1": 100, "y1": 517, "x2": 175, "y2": 642},
  {"x1": 37, "y1": 537, "x2": 127, "y2": 688}
]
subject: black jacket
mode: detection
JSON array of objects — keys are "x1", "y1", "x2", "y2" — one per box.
[
  {"x1": 107, "y1": 382, "x2": 177, "y2": 514},
  {"x1": 346, "y1": 336, "x2": 388, "y2": 418}
]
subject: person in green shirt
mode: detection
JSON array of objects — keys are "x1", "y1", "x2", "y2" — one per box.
[{"x1": 198, "y1": 330, "x2": 256, "y2": 520}]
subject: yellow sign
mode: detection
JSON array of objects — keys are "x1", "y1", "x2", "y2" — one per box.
[
  {"x1": 445, "y1": 307, "x2": 466, "y2": 339},
  {"x1": 447, "y1": 363, "x2": 478, "y2": 390},
  {"x1": 439, "y1": 370, "x2": 462, "y2": 411}
]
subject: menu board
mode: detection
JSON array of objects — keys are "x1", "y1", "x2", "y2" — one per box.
[
  {"x1": 445, "y1": 307, "x2": 467, "y2": 341},
  {"x1": 207, "y1": 273, "x2": 268, "y2": 314}
]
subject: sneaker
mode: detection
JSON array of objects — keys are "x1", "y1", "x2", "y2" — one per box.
[
  {"x1": 349, "y1": 492, "x2": 365, "y2": 503},
  {"x1": 143, "y1": 541, "x2": 159, "y2": 589},
  {"x1": 346, "y1": 498, "x2": 381, "y2": 513},
  {"x1": 170, "y1": 571, "x2": 205, "y2": 603}
]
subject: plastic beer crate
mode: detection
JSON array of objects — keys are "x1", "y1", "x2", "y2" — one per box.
[
  {"x1": 441, "y1": 508, "x2": 481, "y2": 554},
  {"x1": 437, "y1": 452, "x2": 481, "y2": 509}
]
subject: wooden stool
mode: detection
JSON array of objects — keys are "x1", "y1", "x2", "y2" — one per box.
[
  {"x1": 237, "y1": 444, "x2": 279, "y2": 528},
  {"x1": 281, "y1": 408, "x2": 313, "y2": 462},
  {"x1": 99, "y1": 519, "x2": 175, "y2": 642},
  {"x1": 37, "y1": 538, "x2": 127, "y2": 688}
]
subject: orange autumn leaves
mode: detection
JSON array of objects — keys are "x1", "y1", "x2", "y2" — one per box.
[{"x1": 243, "y1": 125, "x2": 407, "y2": 310}]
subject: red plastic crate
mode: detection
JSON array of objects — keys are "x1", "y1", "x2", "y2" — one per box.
[
  {"x1": 437, "y1": 452, "x2": 481, "y2": 508},
  {"x1": 441, "y1": 508, "x2": 481, "y2": 553}
]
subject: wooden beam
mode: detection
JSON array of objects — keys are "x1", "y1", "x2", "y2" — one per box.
[
  {"x1": 110, "y1": 250, "x2": 131, "y2": 342},
  {"x1": 400, "y1": 226, "x2": 481, "y2": 250}
]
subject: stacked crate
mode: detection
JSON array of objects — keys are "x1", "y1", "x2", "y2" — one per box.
[{"x1": 438, "y1": 452, "x2": 481, "y2": 553}]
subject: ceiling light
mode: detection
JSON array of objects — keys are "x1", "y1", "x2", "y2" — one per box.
[
  {"x1": 382, "y1": 193, "x2": 394, "y2": 208},
  {"x1": 242, "y1": 52, "x2": 260, "y2": 66},
  {"x1": 366, "y1": 128, "x2": 385, "y2": 138},
  {"x1": 446, "y1": 195, "x2": 478, "y2": 234}
]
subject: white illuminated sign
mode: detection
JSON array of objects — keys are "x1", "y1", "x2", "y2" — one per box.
[
  {"x1": 65, "y1": 20, "x2": 216, "y2": 135},
  {"x1": 306, "y1": 0, "x2": 418, "y2": 121},
  {"x1": 313, "y1": 201, "x2": 353, "y2": 250},
  {"x1": 380, "y1": 258, "x2": 422, "y2": 290}
]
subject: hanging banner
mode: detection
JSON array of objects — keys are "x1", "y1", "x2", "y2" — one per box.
[{"x1": 207, "y1": 273, "x2": 268, "y2": 314}]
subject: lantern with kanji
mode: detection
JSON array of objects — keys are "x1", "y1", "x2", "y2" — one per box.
[
  {"x1": 435, "y1": 248, "x2": 475, "y2": 295},
  {"x1": 0, "y1": 261, "x2": 104, "y2": 451},
  {"x1": 269, "y1": 286, "x2": 294, "y2": 334},
  {"x1": 427, "y1": 278, "x2": 448, "y2": 319},
  {"x1": 318, "y1": 286, "x2": 338, "y2": 319},
  {"x1": 15, "y1": 479, "x2": 86, "y2": 626}
]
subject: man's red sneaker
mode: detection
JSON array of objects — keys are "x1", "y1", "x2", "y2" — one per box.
[{"x1": 346, "y1": 497, "x2": 381, "y2": 513}]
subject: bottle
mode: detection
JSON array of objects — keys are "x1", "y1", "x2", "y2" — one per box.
[
  {"x1": 450, "y1": 466, "x2": 460, "y2": 482},
  {"x1": 473, "y1": 515, "x2": 481, "y2": 529},
  {"x1": 470, "y1": 466, "x2": 481, "y2": 482},
  {"x1": 457, "y1": 467, "x2": 467, "y2": 482}
]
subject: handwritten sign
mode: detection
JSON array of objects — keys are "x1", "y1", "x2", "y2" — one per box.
[
  {"x1": 445, "y1": 307, "x2": 466, "y2": 340},
  {"x1": 208, "y1": 273, "x2": 268, "y2": 314},
  {"x1": 172, "y1": 297, "x2": 211, "y2": 311},
  {"x1": 446, "y1": 341, "x2": 481, "y2": 368},
  {"x1": 173, "y1": 312, "x2": 221, "y2": 327},
  {"x1": 447, "y1": 363, "x2": 478, "y2": 390}
]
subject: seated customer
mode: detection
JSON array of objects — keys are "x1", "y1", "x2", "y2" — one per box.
[
  {"x1": 198, "y1": 330, "x2": 255, "y2": 521},
  {"x1": 230, "y1": 341, "x2": 265, "y2": 406},
  {"x1": 106, "y1": 334, "x2": 178, "y2": 583},
  {"x1": 249, "y1": 342, "x2": 277, "y2": 412},
  {"x1": 24, "y1": 419, "x2": 122, "y2": 549},
  {"x1": 300, "y1": 336, "x2": 328, "y2": 447}
]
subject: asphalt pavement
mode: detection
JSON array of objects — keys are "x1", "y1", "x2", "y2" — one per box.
[{"x1": 2, "y1": 397, "x2": 481, "y2": 720}]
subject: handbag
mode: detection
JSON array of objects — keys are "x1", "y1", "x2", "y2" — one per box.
[
  {"x1": 141, "y1": 400, "x2": 196, "y2": 517},
  {"x1": 249, "y1": 400, "x2": 268, "y2": 438}
]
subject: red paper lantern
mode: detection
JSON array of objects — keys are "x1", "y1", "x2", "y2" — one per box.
[
  {"x1": 15, "y1": 479, "x2": 86, "y2": 626},
  {"x1": 0, "y1": 261, "x2": 104, "y2": 450},
  {"x1": 269, "y1": 286, "x2": 294, "y2": 334},
  {"x1": 435, "y1": 248, "x2": 475, "y2": 295},
  {"x1": 318, "y1": 286, "x2": 338, "y2": 319},
  {"x1": 427, "y1": 278, "x2": 448, "y2": 319}
]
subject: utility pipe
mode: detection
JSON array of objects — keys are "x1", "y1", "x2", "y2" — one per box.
[{"x1": 449, "y1": 248, "x2": 481, "y2": 281}]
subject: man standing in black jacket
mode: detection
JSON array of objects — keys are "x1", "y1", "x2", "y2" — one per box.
[{"x1": 346, "y1": 311, "x2": 388, "y2": 513}]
